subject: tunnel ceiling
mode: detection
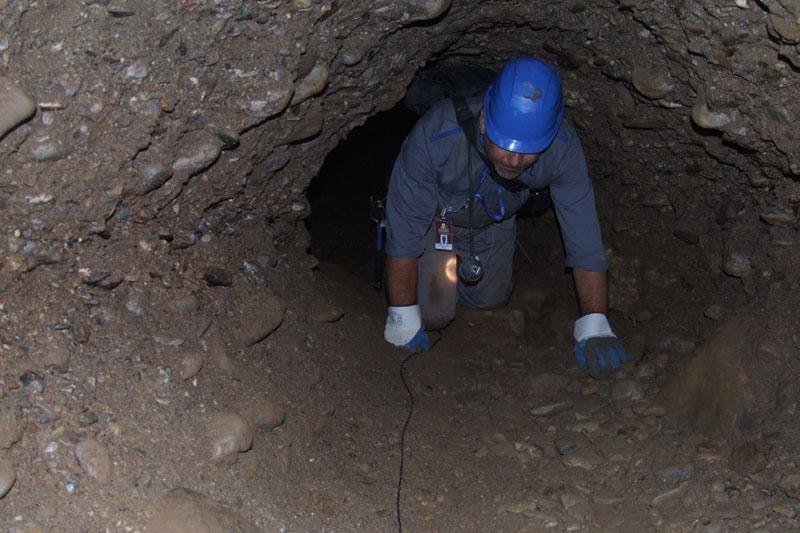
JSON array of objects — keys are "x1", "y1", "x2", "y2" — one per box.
[{"x1": 0, "y1": 0, "x2": 798, "y2": 270}]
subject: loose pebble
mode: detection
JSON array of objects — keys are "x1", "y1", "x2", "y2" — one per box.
[
  {"x1": 651, "y1": 483, "x2": 687, "y2": 508},
  {"x1": 247, "y1": 401, "x2": 286, "y2": 430},
  {"x1": 723, "y1": 246, "x2": 753, "y2": 277},
  {"x1": 0, "y1": 402, "x2": 22, "y2": 449},
  {"x1": 773, "y1": 505, "x2": 798, "y2": 519},
  {"x1": 530, "y1": 399, "x2": 574, "y2": 417},
  {"x1": 19, "y1": 371, "x2": 44, "y2": 393},
  {"x1": 178, "y1": 351, "x2": 204, "y2": 380},
  {"x1": 205, "y1": 327, "x2": 238, "y2": 379},
  {"x1": 208, "y1": 411, "x2": 253, "y2": 465},
  {"x1": 632, "y1": 64, "x2": 674, "y2": 100},
  {"x1": 31, "y1": 141, "x2": 68, "y2": 162},
  {"x1": 147, "y1": 488, "x2": 259, "y2": 532},
  {"x1": 77, "y1": 410, "x2": 99, "y2": 427},
  {"x1": 311, "y1": 307, "x2": 344, "y2": 323},
  {"x1": 704, "y1": 304, "x2": 724, "y2": 320},
  {"x1": 611, "y1": 380, "x2": 645, "y2": 401},
  {"x1": 528, "y1": 373, "x2": 570, "y2": 397},
  {"x1": 75, "y1": 438, "x2": 112, "y2": 483},
  {"x1": 203, "y1": 267, "x2": 232, "y2": 287},
  {"x1": 555, "y1": 437, "x2": 578, "y2": 455}
]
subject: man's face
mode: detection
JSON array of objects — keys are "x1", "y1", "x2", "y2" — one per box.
[{"x1": 480, "y1": 112, "x2": 540, "y2": 179}]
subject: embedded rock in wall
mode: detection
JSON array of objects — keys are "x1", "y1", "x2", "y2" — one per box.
[{"x1": 0, "y1": 77, "x2": 35, "y2": 139}]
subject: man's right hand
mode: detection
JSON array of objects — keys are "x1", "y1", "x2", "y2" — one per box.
[
  {"x1": 384, "y1": 305, "x2": 430, "y2": 353},
  {"x1": 573, "y1": 313, "x2": 628, "y2": 377}
]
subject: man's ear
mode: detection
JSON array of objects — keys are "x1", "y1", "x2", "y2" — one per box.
[{"x1": 479, "y1": 110, "x2": 485, "y2": 134}]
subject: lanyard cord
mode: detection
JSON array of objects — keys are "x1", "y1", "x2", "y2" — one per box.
[
  {"x1": 473, "y1": 165, "x2": 507, "y2": 222},
  {"x1": 467, "y1": 146, "x2": 476, "y2": 259}
]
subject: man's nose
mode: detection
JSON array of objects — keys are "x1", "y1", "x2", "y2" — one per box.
[{"x1": 504, "y1": 151, "x2": 525, "y2": 167}]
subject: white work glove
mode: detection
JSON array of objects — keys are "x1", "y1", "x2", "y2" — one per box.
[
  {"x1": 573, "y1": 313, "x2": 615, "y2": 341},
  {"x1": 384, "y1": 305, "x2": 430, "y2": 352}
]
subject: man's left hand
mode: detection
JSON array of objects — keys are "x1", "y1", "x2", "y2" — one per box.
[{"x1": 573, "y1": 313, "x2": 628, "y2": 377}]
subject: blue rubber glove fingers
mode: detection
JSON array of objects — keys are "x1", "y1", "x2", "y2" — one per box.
[
  {"x1": 592, "y1": 337, "x2": 627, "y2": 374},
  {"x1": 574, "y1": 337, "x2": 629, "y2": 378},
  {"x1": 404, "y1": 328, "x2": 431, "y2": 353},
  {"x1": 609, "y1": 338, "x2": 629, "y2": 368}
]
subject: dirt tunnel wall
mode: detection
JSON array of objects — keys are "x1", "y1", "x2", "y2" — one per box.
[{"x1": 0, "y1": 0, "x2": 799, "y2": 529}]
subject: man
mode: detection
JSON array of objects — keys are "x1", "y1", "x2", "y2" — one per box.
[{"x1": 383, "y1": 57, "x2": 628, "y2": 377}]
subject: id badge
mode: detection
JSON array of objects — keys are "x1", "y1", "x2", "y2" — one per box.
[{"x1": 434, "y1": 217, "x2": 453, "y2": 251}]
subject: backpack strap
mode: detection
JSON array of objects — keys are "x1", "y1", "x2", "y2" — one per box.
[{"x1": 453, "y1": 95, "x2": 478, "y2": 146}]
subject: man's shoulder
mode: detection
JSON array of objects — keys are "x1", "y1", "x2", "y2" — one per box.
[
  {"x1": 538, "y1": 118, "x2": 584, "y2": 166},
  {"x1": 552, "y1": 118, "x2": 581, "y2": 148},
  {"x1": 522, "y1": 118, "x2": 586, "y2": 185},
  {"x1": 419, "y1": 98, "x2": 458, "y2": 128},
  {"x1": 413, "y1": 98, "x2": 465, "y2": 146}
]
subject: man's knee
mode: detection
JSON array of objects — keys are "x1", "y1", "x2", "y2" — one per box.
[{"x1": 417, "y1": 249, "x2": 458, "y2": 330}]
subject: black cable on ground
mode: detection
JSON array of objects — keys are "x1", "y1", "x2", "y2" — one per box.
[{"x1": 396, "y1": 331, "x2": 443, "y2": 533}]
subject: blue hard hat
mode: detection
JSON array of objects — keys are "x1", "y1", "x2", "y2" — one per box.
[{"x1": 483, "y1": 57, "x2": 565, "y2": 154}]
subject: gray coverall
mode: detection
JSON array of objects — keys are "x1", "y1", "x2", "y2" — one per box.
[{"x1": 385, "y1": 97, "x2": 608, "y2": 328}]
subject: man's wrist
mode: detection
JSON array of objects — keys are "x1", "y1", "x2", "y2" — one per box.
[
  {"x1": 386, "y1": 255, "x2": 419, "y2": 307},
  {"x1": 578, "y1": 306, "x2": 608, "y2": 316},
  {"x1": 388, "y1": 298, "x2": 417, "y2": 307},
  {"x1": 572, "y1": 268, "x2": 608, "y2": 316}
]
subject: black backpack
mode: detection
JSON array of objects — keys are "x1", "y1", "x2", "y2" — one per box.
[{"x1": 403, "y1": 64, "x2": 496, "y2": 116}]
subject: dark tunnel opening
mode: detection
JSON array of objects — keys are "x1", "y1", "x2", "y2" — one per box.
[{"x1": 305, "y1": 103, "x2": 417, "y2": 282}]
